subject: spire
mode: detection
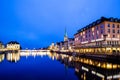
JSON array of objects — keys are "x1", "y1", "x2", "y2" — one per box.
[
  {"x1": 64, "y1": 27, "x2": 67, "y2": 37},
  {"x1": 64, "y1": 27, "x2": 68, "y2": 41}
]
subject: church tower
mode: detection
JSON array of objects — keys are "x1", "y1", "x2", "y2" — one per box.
[{"x1": 64, "y1": 28, "x2": 68, "y2": 41}]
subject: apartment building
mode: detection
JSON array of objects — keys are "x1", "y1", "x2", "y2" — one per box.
[{"x1": 74, "y1": 17, "x2": 120, "y2": 54}]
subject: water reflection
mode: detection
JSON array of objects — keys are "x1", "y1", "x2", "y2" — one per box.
[
  {"x1": 0, "y1": 54, "x2": 4, "y2": 62},
  {"x1": 49, "y1": 52, "x2": 120, "y2": 80},
  {"x1": 0, "y1": 51, "x2": 120, "y2": 80},
  {"x1": 6, "y1": 52, "x2": 20, "y2": 62},
  {"x1": 0, "y1": 51, "x2": 50, "y2": 63}
]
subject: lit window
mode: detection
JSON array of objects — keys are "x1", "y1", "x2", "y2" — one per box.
[
  {"x1": 83, "y1": 31, "x2": 85, "y2": 34},
  {"x1": 101, "y1": 35, "x2": 103, "y2": 38},
  {"x1": 97, "y1": 31, "x2": 99, "y2": 34},
  {"x1": 108, "y1": 34, "x2": 110, "y2": 37},
  {"x1": 118, "y1": 35, "x2": 119, "y2": 38},
  {"x1": 92, "y1": 28, "x2": 94, "y2": 31}
]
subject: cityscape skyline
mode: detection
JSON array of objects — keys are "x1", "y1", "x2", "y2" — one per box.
[{"x1": 0, "y1": 0, "x2": 120, "y2": 48}]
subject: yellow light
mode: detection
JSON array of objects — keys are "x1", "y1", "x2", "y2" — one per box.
[{"x1": 106, "y1": 63, "x2": 112, "y2": 69}]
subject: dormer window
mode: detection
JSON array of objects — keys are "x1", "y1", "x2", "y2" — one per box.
[{"x1": 110, "y1": 18, "x2": 114, "y2": 21}]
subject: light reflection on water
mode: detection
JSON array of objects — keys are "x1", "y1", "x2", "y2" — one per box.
[
  {"x1": 0, "y1": 51, "x2": 78, "y2": 80},
  {"x1": 0, "y1": 51, "x2": 120, "y2": 80}
]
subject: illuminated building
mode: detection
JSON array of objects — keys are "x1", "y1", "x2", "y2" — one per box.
[
  {"x1": 74, "y1": 17, "x2": 120, "y2": 54},
  {"x1": 53, "y1": 29, "x2": 74, "y2": 52},
  {"x1": 48, "y1": 43, "x2": 56, "y2": 50},
  {"x1": 0, "y1": 54, "x2": 5, "y2": 62},
  {"x1": 0, "y1": 41, "x2": 5, "y2": 49},
  {"x1": 7, "y1": 41, "x2": 20, "y2": 50}
]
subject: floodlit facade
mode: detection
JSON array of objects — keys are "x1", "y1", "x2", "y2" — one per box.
[
  {"x1": 74, "y1": 17, "x2": 120, "y2": 54},
  {"x1": 49, "y1": 29, "x2": 74, "y2": 52},
  {"x1": 55, "y1": 38, "x2": 74, "y2": 52},
  {"x1": 0, "y1": 41, "x2": 4, "y2": 49},
  {"x1": 7, "y1": 41, "x2": 20, "y2": 50},
  {"x1": 0, "y1": 41, "x2": 5, "y2": 51}
]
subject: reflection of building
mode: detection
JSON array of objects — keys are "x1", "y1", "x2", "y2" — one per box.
[
  {"x1": 50, "y1": 52, "x2": 120, "y2": 80},
  {"x1": 74, "y1": 17, "x2": 120, "y2": 54},
  {"x1": 6, "y1": 52, "x2": 20, "y2": 62},
  {"x1": 7, "y1": 41, "x2": 20, "y2": 50},
  {"x1": 0, "y1": 54, "x2": 5, "y2": 62}
]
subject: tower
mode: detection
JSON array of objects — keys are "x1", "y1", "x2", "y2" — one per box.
[{"x1": 64, "y1": 28, "x2": 68, "y2": 41}]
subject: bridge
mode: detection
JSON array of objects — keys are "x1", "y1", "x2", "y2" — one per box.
[
  {"x1": 20, "y1": 49, "x2": 50, "y2": 52},
  {"x1": 0, "y1": 49, "x2": 50, "y2": 52},
  {"x1": 20, "y1": 50, "x2": 50, "y2": 56},
  {"x1": 0, "y1": 49, "x2": 50, "y2": 56}
]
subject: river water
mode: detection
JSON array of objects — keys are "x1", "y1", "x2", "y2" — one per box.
[{"x1": 0, "y1": 51, "x2": 120, "y2": 80}]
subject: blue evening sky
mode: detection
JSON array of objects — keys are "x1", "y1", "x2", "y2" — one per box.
[{"x1": 0, "y1": 0, "x2": 120, "y2": 48}]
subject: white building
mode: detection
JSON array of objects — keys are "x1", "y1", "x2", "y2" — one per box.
[
  {"x1": 54, "y1": 29, "x2": 74, "y2": 52},
  {"x1": 7, "y1": 41, "x2": 20, "y2": 50},
  {"x1": 0, "y1": 41, "x2": 4, "y2": 49}
]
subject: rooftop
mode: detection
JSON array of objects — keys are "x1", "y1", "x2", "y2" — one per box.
[
  {"x1": 75, "y1": 17, "x2": 120, "y2": 35},
  {"x1": 7, "y1": 41, "x2": 20, "y2": 44}
]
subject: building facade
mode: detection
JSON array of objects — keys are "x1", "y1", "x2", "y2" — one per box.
[
  {"x1": 7, "y1": 41, "x2": 20, "y2": 50},
  {"x1": 0, "y1": 41, "x2": 4, "y2": 49},
  {"x1": 49, "y1": 29, "x2": 74, "y2": 52},
  {"x1": 74, "y1": 17, "x2": 120, "y2": 54}
]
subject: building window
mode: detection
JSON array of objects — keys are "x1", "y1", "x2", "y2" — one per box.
[
  {"x1": 92, "y1": 35, "x2": 94, "y2": 40},
  {"x1": 107, "y1": 41, "x2": 109, "y2": 45},
  {"x1": 113, "y1": 35, "x2": 115, "y2": 38},
  {"x1": 96, "y1": 26, "x2": 98, "y2": 30},
  {"x1": 86, "y1": 35, "x2": 87, "y2": 38},
  {"x1": 89, "y1": 34, "x2": 90, "y2": 37},
  {"x1": 101, "y1": 30, "x2": 103, "y2": 34},
  {"x1": 117, "y1": 24, "x2": 119, "y2": 28},
  {"x1": 89, "y1": 29, "x2": 90, "y2": 32},
  {"x1": 100, "y1": 25, "x2": 104, "y2": 28},
  {"x1": 112, "y1": 24, "x2": 115, "y2": 28},
  {"x1": 117, "y1": 30, "x2": 119, "y2": 33},
  {"x1": 108, "y1": 29, "x2": 110, "y2": 33},
  {"x1": 113, "y1": 29, "x2": 115, "y2": 33},
  {"x1": 110, "y1": 41, "x2": 111, "y2": 45},
  {"x1": 108, "y1": 23, "x2": 110, "y2": 27},
  {"x1": 96, "y1": 36, "x2": 98, "y2": 39}
]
